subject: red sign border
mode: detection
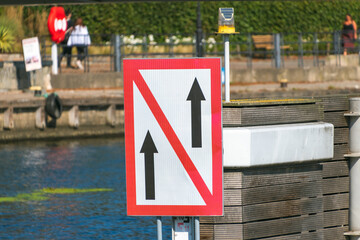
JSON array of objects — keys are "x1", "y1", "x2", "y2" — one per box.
[{"x1": 124, "y1": 58, "x2": 223, "y2": 216}]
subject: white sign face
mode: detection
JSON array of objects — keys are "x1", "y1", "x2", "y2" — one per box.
[
  {"x1": 125, "y1": 59, "x2": 223, "y2": 216},
  {"x1": 134, "y1": 69, "x2": 212, "y2": 206},
  {"x1": 22, "y1": 37, "x2": 42, "y2": 72}
]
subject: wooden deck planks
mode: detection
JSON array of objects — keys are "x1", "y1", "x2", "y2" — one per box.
[
  {"x1": 242, "y1": 197, "x2": 323, "y2": 222},
  {"x1": 323, "y1": 193, "x2": 349, "y2": 211},
  {"x1": 223, "y1": 103, "x2": 323, "y2": 127},
  {"x1": 324, "y1": 111, "x2": 348, "y2": 128},
  {"x1": 322, "y1": 177, "x2": 349, "y2": 195},
  {"x1": 321, "y1": 161, "x2": 349, "y2": 178},
  {"x1": 224, "y1": 164, "x2": 322, "y2": 189},
  {"x1": 202, "y1": 94, "x2": 352, "y2": 239}
]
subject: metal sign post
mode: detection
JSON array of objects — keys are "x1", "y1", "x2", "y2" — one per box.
[
  {"x1": 194, "y1": 217, "x2": 200, "y2": 240},
  {"x1": 224, "y1": 34, "x2": 230, "y2": 102},
  {"x1": 157, "y1": 216, "x2": 162, "y2": 240},
  {"x1": 217, "y1": 8, "x2": 238, "y2": 103},
  {"x1": 124, "y1": 58, "x2": 223, "y2": 239}
]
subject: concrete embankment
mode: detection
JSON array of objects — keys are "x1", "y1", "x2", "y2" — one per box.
[
  {"x1": 0, "y1": 90, "x2": 124, "y2": 143},
  {"x1": 0, "y1": 61, "x2": 51, "y2": 90},
  {"x1": 1, "y1": 82, "x2": 360, "y2": 142},
  {"x1": 51, "y1": 72, "x2": 122, "y2": 89}
]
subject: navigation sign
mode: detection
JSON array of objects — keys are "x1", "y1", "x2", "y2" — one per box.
[{"x1": 124, "y1": 58, "x2": 223, "y2": 216}]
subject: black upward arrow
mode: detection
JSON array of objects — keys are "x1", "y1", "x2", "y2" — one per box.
[
  {"x1": 140, "y1": 131, "x2": 158, "y2": 200},
  {"x1": 186, "y1": 78, "x2": 206, "y2": 148}
]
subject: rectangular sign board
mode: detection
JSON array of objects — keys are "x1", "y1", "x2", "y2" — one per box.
[
  {"x1": 22, "y1": 37, "x2": 42, "y2": 72},
  {"x1": 124, "y1": 58, "x2": 223, "y2": 216}
]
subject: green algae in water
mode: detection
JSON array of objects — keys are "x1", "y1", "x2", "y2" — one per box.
[
  {"x1": 0, "y1": 188, "x2": 113, "y2": 203},
  {"x1": 0, "y1": 192, "x2": 49, "y2": 203},
  {"x1": 0, "y1": 197, "x2": 18, "y2": 203},
  {"x1": 16, "y1": 192, "x2": 49, "y2": 201},
  {"x1": 40, "y1": 188, "x2": 113, "y2": 194}
]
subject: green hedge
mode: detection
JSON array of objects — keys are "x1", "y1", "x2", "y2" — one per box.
[{"x1": 19, "y1": 1, "x2": 360, "y2": 36}]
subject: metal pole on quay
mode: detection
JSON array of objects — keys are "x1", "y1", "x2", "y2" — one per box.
[
  {"x1": 217, "y1": 7, "x2": 237, "y2": 103},
  {"x1": 224, "y1": 34, "x2": 230, "y2": 102},
  {"x1": 345, "y1": 98, "x2": 360, "y2": 240},
  {"x1": 51, "y1": 43, "x2": 58, "y2": 75},
  {"x1": 196, "y1": 1, "x2": 203, "y2": 58}
]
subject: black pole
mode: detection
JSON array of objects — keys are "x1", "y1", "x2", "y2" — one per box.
[{"x1": 196, "y1": 1, "x2": 203, "y2": 57}]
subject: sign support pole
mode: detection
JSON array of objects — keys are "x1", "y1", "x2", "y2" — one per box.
[
  {"x1": 224, "y1": 34, "x2": 230, "y2": 102},
  {"x1": 157, "y1": 216, "x2": 162, "y2": 240},
  {"x1": 196, "y1": 1, "x2": 203, "y2": 58},
  {"x1": 51, "y1": 43, "x2": 58, "y2": 75},
  {"x1": 194, "y1": 217, "x2": 200, "y2": 240}
]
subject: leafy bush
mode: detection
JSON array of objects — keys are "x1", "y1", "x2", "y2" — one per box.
[
  {"x1": 64, "y1": 1, "x2": 360, "y2": 36},
  {"x1": 0, "y1": 25, "x2": 15, "y2": 52},
  {"x1": 2, "y1": 1, "x2": 360, "y2": 44}
]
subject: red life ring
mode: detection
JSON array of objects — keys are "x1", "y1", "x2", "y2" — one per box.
[{"x1": 47, "y1": 7, "x2": 67, "y2": 44}]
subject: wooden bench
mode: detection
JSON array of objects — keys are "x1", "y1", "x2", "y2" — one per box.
[{"x1": 252, "y1": 34, "x2": 290, "y2": 51}]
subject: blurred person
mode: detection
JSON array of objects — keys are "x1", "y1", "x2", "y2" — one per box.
[
  {"x1": 342, "y1": 14, "x2": 357, "y2": 55},
  {"x1": 67, "y1": 18, "x2": 91, "y2": 70},
  {"x1": 59, "y1": 9, "x2": 74, "y2": 68}
]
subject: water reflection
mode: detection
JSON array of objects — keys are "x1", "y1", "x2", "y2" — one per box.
[{"x1": 0, "y1": 138, "x2": 171, "y2": 239}]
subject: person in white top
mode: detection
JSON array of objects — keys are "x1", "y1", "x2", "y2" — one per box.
[{"x1": 67, "y1": 18, "x2": 91, "y2": 70}]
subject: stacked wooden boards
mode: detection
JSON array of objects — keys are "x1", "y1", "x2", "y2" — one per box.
[
  {"x1": 200, "y1": 97, "x2": 350, "y2": 239},
  {"x1": 318, "y1": 95, "x2": 350, "y2": 240}
]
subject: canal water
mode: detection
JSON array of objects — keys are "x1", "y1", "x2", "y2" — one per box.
[{"x1": 0, "y1": 138, "x2": 171, "y2": 239}]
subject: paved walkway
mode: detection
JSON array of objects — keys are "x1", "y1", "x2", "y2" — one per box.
[
  {"x1": 229, "y1": 80, "x2": 360, "y2": 98},
  {"x1": 0, "y1": 89, "x2": 123, "y2": 102},
  {"x1": 230, "y1": 80, "x2": 360, "y2": 93}
]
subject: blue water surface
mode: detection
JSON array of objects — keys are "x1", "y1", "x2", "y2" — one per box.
[{"x1": 0, "y1": 138, "x2": 171, "y2": 239}]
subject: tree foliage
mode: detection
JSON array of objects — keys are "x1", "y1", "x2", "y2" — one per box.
[
  {"x1": 2, "y1": 1, "x2": 360, "y2": 36},
  {"x1": 62, "y1": 1, "x2": 360, "y2": 35}
]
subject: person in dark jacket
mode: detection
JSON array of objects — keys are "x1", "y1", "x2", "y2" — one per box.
[
  {"x1": 59, "y1": 9, "x2": 74, "y2": 67},
  {"x1": 342, "y1": 14, "x2": 357, "y2": 55}
]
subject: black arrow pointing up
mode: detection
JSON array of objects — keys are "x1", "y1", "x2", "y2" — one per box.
[
  {"x1": 186, "y1": 78, "x2": 206, "y2": 148},
  {"x1": 140, "y1": 131, "x2": 158, "y2": 200}
]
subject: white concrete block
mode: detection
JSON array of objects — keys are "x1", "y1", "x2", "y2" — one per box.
[{"x1": 223, "y1": 122, "x2": 334, "y2": 167}]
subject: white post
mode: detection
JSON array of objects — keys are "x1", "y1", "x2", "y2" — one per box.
[
  {"x1": 350, "y1": 158, "x2": 360, "y2": 240},
  {"x1": 345, "y1": 98, "x2": 360, "y2": 239},
  {"x1": 157, "y1": 216, "x2": 162, "y2": 240},
  {"x1": 194, "y1": 217, "x2": 200, "y2": 240},
  {"x1": 224, "y1": 34, "x2": 230, "y2": 102},
  {"x1": 51, "y1": 43, "x2": 58, "y2": 75}
]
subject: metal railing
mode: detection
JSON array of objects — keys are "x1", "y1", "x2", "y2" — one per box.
[
  {"x1": 40, "y1": 34, "x2": 114, "y2": 73},
  {"x1": 39, "y1": 31, "x2": 360, "y2": 73}
]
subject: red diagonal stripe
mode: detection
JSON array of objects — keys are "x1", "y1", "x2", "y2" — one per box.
[{"x1": 133, "y1": 71, "x2": 212, "y2": 204}]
